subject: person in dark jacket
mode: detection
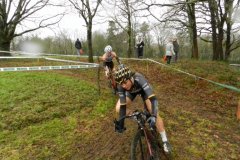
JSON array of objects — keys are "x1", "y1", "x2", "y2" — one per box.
[
  {"x1": 172, "y1": 38, "x2": 179, "y2": 62},
  {"x1": 135, "y1": 35, "x2": 144, "y2": 58},
  {"x1": 75, "y1": 38, "x2": 83, "y2": 55},
  {"x1": 113, "y1": 65, "x2": 172, "y2": 154}
]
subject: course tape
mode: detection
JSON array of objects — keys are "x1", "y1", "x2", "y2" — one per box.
[
  {"x1": 1, "y1": 53, "x2": 239, "y2": 93},
  {"x1": 123, "y1": 58, "x2": 240, "y2": 93},
  {"x1": 0, "y1": 65, "x2": 98, "y2": 72},
  {"x1": 0, "y1": 56, "x2": 44, "y2": 59},
  {"x1": 230, "y1": 64, "x2": 240, "y2": 67},
  {"x1": 45, "y1": 57, "x2": 99, "y2": 66}
]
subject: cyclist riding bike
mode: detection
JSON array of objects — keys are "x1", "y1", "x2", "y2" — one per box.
[
  {"x1": 113, "y1": 65, "x2": 172, "y2": 154},
  {"x1": 101, "y1": 45, "x2": 121, "y2": 78}
]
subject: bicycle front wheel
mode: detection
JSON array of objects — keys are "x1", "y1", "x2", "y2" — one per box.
[{"x1": 131, "y1": 129, "x2": 160, "y2": 160}]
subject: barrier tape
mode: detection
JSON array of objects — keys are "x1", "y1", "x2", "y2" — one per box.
[
  {"x1": 45, "y1": 57, "x2": 99, "y2": 65},
  {"x1": 0, "y1": 65, "x2": 98, "y2": 72},
  {"x1": 1, "y1": 51, "x2": 239, "y2": 93},
  {"x1": 147, "y1": 59, "x2": 240, "y2": 93},
  {"x1": 230, "y1": 64, "x2": 240, "y2": 67},
  {"x1": 0, "y1": 56, "x2": 44, "y2": 59}
]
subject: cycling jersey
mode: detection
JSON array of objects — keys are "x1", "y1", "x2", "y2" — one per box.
[
  {"x1": 104, "y1": 52, "x2": 114, "y2": 62},
  {"x1": 117, "y1": 72, "x2": 158, "y2": 116},
  {"x1": 102, "y1": 52, "x2": 121, "y2": 71}
]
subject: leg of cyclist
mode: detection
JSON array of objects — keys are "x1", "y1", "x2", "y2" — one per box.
[
  {"x1": 104, "y1": 65, "x2": 110, "y2": 78},
  {"x1": 145, "y1": 99, "x2": 172, "y2": 153}
]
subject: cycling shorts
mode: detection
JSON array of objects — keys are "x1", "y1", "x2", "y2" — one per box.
[{"x1": 103, "y1": 61, "x2": 114, "y2": 70}]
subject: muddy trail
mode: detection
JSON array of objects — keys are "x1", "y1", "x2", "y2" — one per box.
[{"x1": 55, "y1": 60, "x2": 240, "y2": 160}]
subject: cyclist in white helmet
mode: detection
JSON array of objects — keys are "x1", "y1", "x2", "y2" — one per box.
[{"x1": 101, "y1": 45, "x2": 120, "y2": 77}]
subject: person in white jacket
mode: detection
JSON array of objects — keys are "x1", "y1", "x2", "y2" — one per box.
[{"x1": 165, "y1": 39, "x2": 175, "y2": 64}]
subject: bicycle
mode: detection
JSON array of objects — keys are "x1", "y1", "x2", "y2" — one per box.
[{"x1": 118, "y1": 110, "x2": 171, "y2": 160}]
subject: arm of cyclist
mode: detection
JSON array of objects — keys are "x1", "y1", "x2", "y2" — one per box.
[
  {"x1": 116, "y1": 56, "x2": 121, "y2": 64},
  {"x1": 100, "y1": 53, "x2": 106, "y2": 61},
  {"x1": 114, "y1": 87, "x2": 127, "y2": 133},
  {"x1": 147, "y1": 95, "x2": 158, "y2": 128},
  {"x1": 135, "y1": 74, "x2": 158, "y2": 128},
  {"x1": 111, "y1": 51, "x2": 121, "y2": 64},
  {"x1": 114, "y1": 104, "x2": 126, "y2": 133}
]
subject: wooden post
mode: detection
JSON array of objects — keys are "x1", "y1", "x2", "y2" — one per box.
[
  {"x1": 147, "y1": 60, "x2": 149, "y2": 75},
  {"x1": 237, "y1": 99, "x2": 240, "y2": 120},
  {"x1": 97, "y1": 52, "x2": 101, "y2": 96}
]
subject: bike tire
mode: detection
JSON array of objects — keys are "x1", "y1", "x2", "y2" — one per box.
[{"x1": 131, "y1": 129, "x2": 160, "y2": 160}]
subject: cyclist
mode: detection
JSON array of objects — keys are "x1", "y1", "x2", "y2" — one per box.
[
  {"x1": 113, "y1": 65, "x2": 172, "y2": 153},
  {"x1": 101, "y1": 45, "x2": 120, "y2": 77}
]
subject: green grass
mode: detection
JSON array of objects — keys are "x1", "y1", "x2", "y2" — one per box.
[
  {"x1": 173, "y1": 59, "x2": 240, "y2": 88},
  {"x1": 0, "y1": 70, "x2": 114, "y2": 159},
  {"x1": 0, "y1": 72, "x2": 97, "y2": 130}
]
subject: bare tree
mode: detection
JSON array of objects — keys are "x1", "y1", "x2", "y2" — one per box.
[
  {"x1": 104, "y1": 0, "x2": 144, "y2": 58},
  {"x1": 186, "y1": 0, "x2": 199, "y2": 59},
  {"x1": 68, "y1": 0, "x2": 103, "y2": 63},
  {"x1": 204, "y1": 0, "x2": 240, "y2": 61},
  {"x1": 0, "y1": 0, "x2": 64, "y2": 53},
  {"x1": 142, "y1": 0, "x2": 200, "y2": 59}
]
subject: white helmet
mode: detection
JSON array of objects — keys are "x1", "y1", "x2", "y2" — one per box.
[{"x1": 104, "y1": 45, "x2": 112, "y2": 53}]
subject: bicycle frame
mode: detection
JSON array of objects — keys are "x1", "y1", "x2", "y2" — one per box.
[
  {"x1": 124, "y1": 111, "x2": 159, "y2": 159},
  {"x1": 142, "y1": 127, "x2": 154, "y2": 157},
  {"x1": 105, "y1": 66, "x2": 117, "y2": 90}
]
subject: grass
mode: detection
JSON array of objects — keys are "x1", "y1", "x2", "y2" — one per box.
[
  {"x1": 0, "y1": 57, "x2": 239, "y2": 159},
  {"x1": 0, "y1": 68, "x2": 115, "y2": 159},
  {"x1": 173, "y1": 59, "x2": 240, "y2": 88}
]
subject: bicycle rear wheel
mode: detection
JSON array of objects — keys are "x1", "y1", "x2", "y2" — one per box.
[{"x1": 131, "y1": 129, "x2": 160, "y2": 160}]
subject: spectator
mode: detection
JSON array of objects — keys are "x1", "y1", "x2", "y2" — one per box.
[
  {"x1": 135, "y1": 35, "x2": 144, "y2": 58},
  {"x1": 172, "y1": 38, "x2": 179, "y2": 62},
  {"x1": 165, "y1": 39, "x2": 175, "y2": 64},
  {"x1": 75, "y1": 38, "x2": 83, "y2": 56}
]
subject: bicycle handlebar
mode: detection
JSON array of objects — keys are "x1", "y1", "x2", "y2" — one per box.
[
  {"x1": 118, "y1": 110, "x2": 156, "y2": 130},
  {"x1": 118, "y1": 110, "x2": 147, "y2": 122}
]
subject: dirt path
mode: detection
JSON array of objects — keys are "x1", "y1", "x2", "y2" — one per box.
[{"x1": 55, "y1": 61, "x2": 240, "y2": 160}]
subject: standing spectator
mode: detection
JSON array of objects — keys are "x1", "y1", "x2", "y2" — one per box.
[
  {"x1": 172, "y1": 38, "x2": 179, "y2": 62},
  {"x1": 75, "y1": 38, "x2": 83, "y2": 56},
  {"x1": 165, "y1": 39, "x2": 175, "y2": 64},
  {"x1": 135, "y1": 35, "x2": 144, "y2": 58}
]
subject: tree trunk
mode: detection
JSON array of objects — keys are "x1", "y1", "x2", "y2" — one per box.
[
  {"x1": 87, "y1": 21, "x2": 94, "y2": 63},
  {"x1": 217, "y1": 23, "x2": 224, "y2": 60},
  {"x1": 186, "y1": 0, "x2": 199, "y2": 59},
  {"x1": 127, "y1": 25, "x2": 132, "y2": 58},
  {"x1": 0, "y1": 39, "x2": 11, "y2": 56},
  {"x1": 208, "y1": 0, "x2": 218, "y2": 60},
  {"x1": 192, "y1": 16, "x2": 199, "y2": 59},
  {"x1": 225, "y1": 0, "x2": 234, "y2": 61},
  {"x1": 127, "y1": 2, "x2": 132, "y2": 58}
]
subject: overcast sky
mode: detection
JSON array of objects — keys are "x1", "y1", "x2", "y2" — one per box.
[
  {"x1": 17, "y1": 0, "x2": 108, "y2": 41},
  {"x1": 17, "y1": 0, "x2": 240, "y2": 42}
]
